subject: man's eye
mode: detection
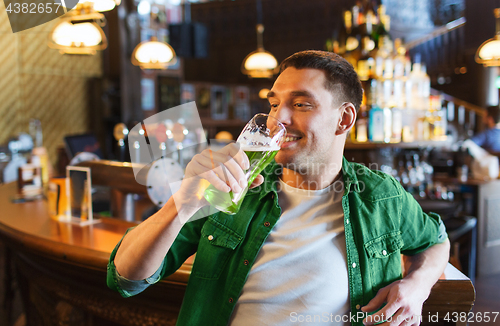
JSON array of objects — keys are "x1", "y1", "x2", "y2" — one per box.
[
  {"x1": 294, "y1": 103, "x2": 310, "y2": 108},
  {"x1": 269, "y1": 104, "x2": 278, "y2": 110}
]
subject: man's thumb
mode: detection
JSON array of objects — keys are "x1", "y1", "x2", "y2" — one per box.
[
  {"x1": 361, "y1": 287, "x2": 388, "y2": 313},
  {"x1": 249, "y1": 174, "x2": 264, "y2": 189}
]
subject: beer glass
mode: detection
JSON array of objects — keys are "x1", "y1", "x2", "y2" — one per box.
[{"x1": 204, "y1": 113, "x2": 286, "y2": 214}]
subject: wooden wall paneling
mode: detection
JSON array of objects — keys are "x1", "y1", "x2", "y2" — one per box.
[
  {"x1": 449, "y1": 28, "x2": 457, "y2": 70},
  {"x1": 435, "y1": 36, "x2": 443, "y2": 73},
  {"x1": 442, "y1": 32, "x2": 450, "y2": 74},
  {"x1": 423, "y1": 42, "x2": 430, "y2": 70},
  {"x1": 423, "y1": 42, "x2": 429, "y2": 69},
  {"x1": 457, "y1": 26, "x2": 465, "y2": 67},
  {"x1": 186, "y1": 0, "x2": 346, "y2": 85}
]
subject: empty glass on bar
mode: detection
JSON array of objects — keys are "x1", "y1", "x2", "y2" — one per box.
[{"x1": 204, "y1": 113, "x2": 286, "y2": 214}]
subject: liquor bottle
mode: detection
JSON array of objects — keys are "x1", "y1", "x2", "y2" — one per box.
[
  {"x1": 369, "y1": 105, "x2": 384, "y2": 142},
  {"x1": 372, "y1": 4, "x2": 390, "y2": 48},
  {"x1": 391, "y1": 108, "x2": 402, "y2": 142},
  {"x1": 409, "y1": 57, "x2": 422, "y2": 111},
  {"x1": 421, "y1": 64, "x2": 431, "y2": 109},
  {"x1": 368, "y1": 79, "x2": 384, "y2": 142},
  {"x1": 391, "y1": 39, "x2": 405, "y2": 143},
  {"x1": 383, "y1": 106, "x2": 392, "y2": 143},
  {"x1": 342, "y1": 10, "x2": 359, "y2": 66},
  {"x1": 356, "y1": 93, "x2": 369, "y2": 142},
  {"x1": 30, "y1": 119, "x2": 51, "y2": 188}
]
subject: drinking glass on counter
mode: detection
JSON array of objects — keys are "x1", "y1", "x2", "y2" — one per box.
[{"x1": 204, "y1": 113, "x2": 286, "y2": 214}]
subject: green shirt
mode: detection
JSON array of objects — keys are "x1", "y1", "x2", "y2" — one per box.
[{"x1": 107, "y1": 157, "x2": 447, "y2": 326}]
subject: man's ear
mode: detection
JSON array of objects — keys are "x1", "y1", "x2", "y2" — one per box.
[{"x1": 336, "y1": 103, "x2": 357, "y2": 135}]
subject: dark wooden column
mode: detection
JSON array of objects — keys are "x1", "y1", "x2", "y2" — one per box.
[{"x1": 118, "y1": 0, "x2": 143, "y2": 125}]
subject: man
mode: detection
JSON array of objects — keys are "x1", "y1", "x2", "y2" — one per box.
[
  {"x1": 107, "y1": 51, "x2": 449, "y2": 326},
  {"x1": 471, "y1": 105, "x2": 500, "y2": 153}
]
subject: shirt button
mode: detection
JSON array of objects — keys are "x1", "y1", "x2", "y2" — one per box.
[
  {"x1": 356, "y1": 304, "x2": 361, "y2": 310},
  {"x1": 208, "y1": 235, "x2": 214, "y2": 241},
  {"x1": 271, "y1": 194, "x2": 275, "y2": 199},
  {"x1": 346, "y1": 219, "x2": 350, "y2": 225},
  {"x1": 244, "y1": 259, "x2": 249, "y2": 265},
  {"x1": 264, "y1": 221, "x2": 270, "y2": 227},
  {"x1": 352, "y1": 263, "x2": 357, "y2": 268},
  {"x1": 229, "y1": 297, "x2": 234, "y2": 303},
  {"x1": 382, "y1": 250, "x2": 387, "y2": 256}
]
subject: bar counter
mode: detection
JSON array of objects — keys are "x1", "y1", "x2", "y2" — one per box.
[
  {"x1": 0, "y1": 182, "x2": 474, "y2": 326},
  {"x1": 0, "y1": 182, "x2": 191, "y2": 326}
]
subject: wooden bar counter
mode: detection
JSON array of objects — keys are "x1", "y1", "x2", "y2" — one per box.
[{"x1": 0, "y1": 182, "x2": 474, "y2": 326}]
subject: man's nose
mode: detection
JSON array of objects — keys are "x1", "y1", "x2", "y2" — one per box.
[{"x1": 272, "y1": 105, "x2": 292, "y2": 125}]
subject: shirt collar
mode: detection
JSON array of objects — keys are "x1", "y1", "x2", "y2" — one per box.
[{"x1": 341, "y1": 156, "x2": 360, "y2": 195}]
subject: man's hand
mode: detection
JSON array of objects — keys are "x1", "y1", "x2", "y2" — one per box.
[
  {"x1": 361, "y1": 278, "x2": 430, "y2": 326},
  {"x1": 173, "y1": 142, "x2": 264, "y2": 217},
  {"x1": 362, "y1": 239, "x2": 450, "y2": 326}
]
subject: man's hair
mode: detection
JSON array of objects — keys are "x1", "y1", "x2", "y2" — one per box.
[
  {"x1": 278, "y1": 50, "x2": 363, "y2": 112},
  {"x1": 487, "y1": 106, "x2": 500, "y2": 124}
]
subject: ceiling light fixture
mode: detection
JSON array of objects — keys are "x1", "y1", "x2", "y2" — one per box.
[
  {"x1": 476, "y1": 8, "x2": 500, "y2": 67},
  {"x1": 131, "y1": 37, "x2": 177, "y2": 69},
  {"x1": 241, "y1": 0, "x2": 278, "y2": 78},
  {"x1": 48, "y1": 3, "x2": 107, "y2": 55}
]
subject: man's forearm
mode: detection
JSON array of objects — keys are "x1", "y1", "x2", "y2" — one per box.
[
  {"x1": 405, "y1": 239, "x2": 450, "y2": 293},
  {"x1": 113, "y1": 197, "x2": 184, "y2": 281}
]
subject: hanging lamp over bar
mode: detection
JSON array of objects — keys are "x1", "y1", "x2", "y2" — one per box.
[
  {"x1": 241, "y1": 0, "x2": 278, "y2": 78},
  {"x1": 48, "y1": 3, "x2": 107, "y2": 55},
  {"x1": 476, "y1": 8, "x2": 500, "y2": 67},
  {"x1": 131, "y1": 37, "x2": 177, "y2": 70}
]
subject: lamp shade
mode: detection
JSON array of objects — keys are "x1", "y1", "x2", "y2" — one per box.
[
  {"x1": 242, "y1": 49, "x2": 278, "y2": 78},
  {"x1": 476, "y1": 8, "x2": 500, "y2": 66},
  {"x1": 52, "y1": 22, "x2": 102, "y2": 47},
  {"x1": 476, "y1": 36, "x2": 500, "y2": 67},
  {"x1": 131, "y1": 39, "x2": 177, "y2": 69},
  {"x1": 48, "y1": 15, "x2": 107, "y2": 55}
]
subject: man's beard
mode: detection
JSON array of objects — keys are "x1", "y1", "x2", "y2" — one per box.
[{"x1": 276, "y1": 154, "x2": 325, "y2": 176}]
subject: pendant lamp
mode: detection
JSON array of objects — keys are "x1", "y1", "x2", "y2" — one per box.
[
  {"x1": 48, "y1": 3, "x2": 107, "y2": 55},
  {"x1": 131, "y1": 37, "x2": 177, "y2": 70},
  {"x1": 476, "y1": 8, "x2": 500, "y2": 67},
  {"x1": 241, "y1": 0, "x2": 278, "y2": 78}
]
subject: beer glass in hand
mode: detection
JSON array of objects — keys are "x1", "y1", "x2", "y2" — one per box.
[{"x1": 204, "y1": 113, "x2": 286, "y2": 214}]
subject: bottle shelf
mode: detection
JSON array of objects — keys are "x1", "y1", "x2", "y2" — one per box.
[{"x1": 345, "y1": 138, "x2": 452, "y2": 150}]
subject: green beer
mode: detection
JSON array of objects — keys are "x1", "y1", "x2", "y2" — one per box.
[{"x1": 203, "y1": 147, "x2": 279, "y2": 215}]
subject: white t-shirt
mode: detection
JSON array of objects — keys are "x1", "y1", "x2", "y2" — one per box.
[{"x1": 229, "y1": 178, "x2": 349, "y2": 326}]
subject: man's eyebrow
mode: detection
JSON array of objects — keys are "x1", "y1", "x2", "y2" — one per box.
[
  {"x1": 267, "y1": 90, "x2": 317, "y2": 100},
  {"x1": 290, "y1": 90, "x2": 315, "y2": 99}
]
